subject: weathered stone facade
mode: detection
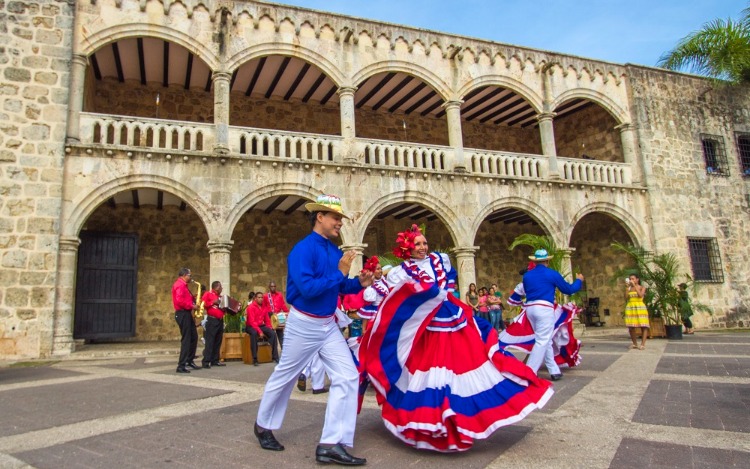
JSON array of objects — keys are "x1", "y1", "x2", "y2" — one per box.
[{"x1": 0, "y1": 0, "x2": 747, "y2": 359}]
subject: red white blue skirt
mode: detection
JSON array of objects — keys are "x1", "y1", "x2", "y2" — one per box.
[
  {"x1": 359, "y1": 282, "x2": 553, "y2": 452},
  {"x1": 498, "y1": 302, "x2": 582, "y2": 368}
]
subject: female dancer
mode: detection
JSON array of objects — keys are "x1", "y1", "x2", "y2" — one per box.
[
  {"x1": 359, "y1": 225, "x2": 553, "y2": 452},
  {"x1": 624, "y1": 274, "x2": 649, "y2": 349}
]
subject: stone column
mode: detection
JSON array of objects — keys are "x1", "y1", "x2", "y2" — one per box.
[
  {"x1": 338, "y1": 86, "x2": 357, "y2": 163},
  {"x1": 65, "y1": 54, "x2": 88, "y2": 144},
  {"x1": 340, "y1": 243, "x2": 367, "y2": 277},
  {"x1": 52, "y1": 236, "x2": 81, "y2": 356},
  {"x1": 213, "y1": 71, "x2": 231, "y2": 155},
  {"x1": 207, "y1": 240, "x2": 234, "y2": 297},
  {"x1": 443, "y1": 100, "x2": 467, "y2": 172},
  {"x1": 452, "y1": 246, "x2": 479, "y2": 298},
  {"x1": 616, "y1": 122, "x2": 640, "y2": 184},
  {"x1": 537, "y1": 112, "x2": 560, "y2": 179}
]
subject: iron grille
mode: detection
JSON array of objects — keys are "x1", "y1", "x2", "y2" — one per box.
[
  {"x1": 687, "y1": 238, "x2": 724, "y2": 283},
  {"x1": 736, "y1": 133, "x2": 750, "y2": 177},
  {"x1": 700, "y1": 134, "x2": 729, "y2": 176}
]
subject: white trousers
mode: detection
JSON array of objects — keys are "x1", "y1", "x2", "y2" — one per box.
[
  {"x1": 256, "y1": 307, "x2": 359, "y2": 446},
  {"x1": 525, "y1": 301, "x2": 561, "y2": 375},
  {"x1": 303, "y1": 354, "x2": 327, "y2": 390}
]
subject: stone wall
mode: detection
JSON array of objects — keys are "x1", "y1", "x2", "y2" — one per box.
[
  {"x1": 0, "y1": 0, "x2": 72, "y2": 358},
  {"x1": 628, "y1": 65, "x2": 750, "y2": 328},
  {"x1": 555, "y1": 105, "x2": 623, "y2": 162},
  {"x1": 83, "y1": 204, "x2": 209, "y2": 341}
]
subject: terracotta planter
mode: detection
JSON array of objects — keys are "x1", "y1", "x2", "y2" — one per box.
[
  {"x1": 648, "y1": 317, "x2": 666, "y2": 338},
  {"x1": 220, "y1": 332, "x2": 244, "y2": 361}
]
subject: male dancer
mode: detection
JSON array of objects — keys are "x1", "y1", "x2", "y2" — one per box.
[
  {"x1": 254, "y1": 194, "x2": 373, "y2": 466},
  {"x1": 171, "y1": 268, "x2": 200, "y2": 373},
  {"x1": 522, "y1": 249, "x2": 584, "y2": 380}
]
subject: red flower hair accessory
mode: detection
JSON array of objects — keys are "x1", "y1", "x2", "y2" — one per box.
[
  {"x1": 393, "y1": 224, "x2": 423, "y2": 260},
  {"x1": 362, "y1": 256, "x2": 380, "y2": 273},
  {"x1": 527, "y1": 261, "x2": 537, "y2": 271}
]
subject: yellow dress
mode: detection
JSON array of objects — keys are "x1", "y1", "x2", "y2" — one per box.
[{"x1": 624, "y1": 290, "x2": 650, "y2": 328}]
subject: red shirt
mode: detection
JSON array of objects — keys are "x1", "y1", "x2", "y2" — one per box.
[
  {"x1": 246, "y1": 301, "x2": 270, "y2": 335},
  {"x1": 202, "y1": 290, "x2": 224, "y2": 320},
  {"x1": 342, "y1": 290, "x2": 366, "y2": 311},
  {"x1": 172, "y1": 278, "x2": 194, "y2": 311},
  {"x1": 262, "y1": 291, "x2": 289, "y2": 314}
]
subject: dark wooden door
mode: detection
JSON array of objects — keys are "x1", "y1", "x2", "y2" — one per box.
[{"x1": 74, "y1": 232, "x2": 138, "y2": 340}]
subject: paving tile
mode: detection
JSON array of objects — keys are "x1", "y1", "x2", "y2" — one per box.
[
  {"x1": 0, "y1": 365, "x2": 85, "y2": 385},
  {"x1": 633, "y1": 380, "x2": 750, "y2": 433},
  {"x1": 656, "y1": 356, "x2": 750, "y2": 378},
  {"x1": 610, "y1": 437, "x2": 750, "y2": 469},
  {"x1": 14, "y1": 399, "x2": 532, "y2": 469},
  {"x1": 665, "y1": 342, "x2": 750, "y2": 355},
  {"x1": 579, "y1": 353, "x2": 621, "y2": 372},
  {"x1": 540, "y1": 375, "x2": 594, "y2": 413},
  {"x1": 0, "y1": 377, "x2": 228, "y2": 437}
]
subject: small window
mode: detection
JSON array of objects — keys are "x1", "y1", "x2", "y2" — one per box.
[
  {"x1": 700, "y1": 134, "x2": 729, "y2": 176},
  {"x1": 736, "y1": 133, "x2": 750, "y2": 177},
  {"x1": 687, "y1": 238, "x2": 724, "y2": 283}
]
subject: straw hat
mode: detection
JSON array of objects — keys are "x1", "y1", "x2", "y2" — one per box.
[
  {"x1": 528, "y1": 249, "x2": 552, "y2": 262},
  {"x1": 304, "y1": 194, "x2": 350, "y2": 219}
]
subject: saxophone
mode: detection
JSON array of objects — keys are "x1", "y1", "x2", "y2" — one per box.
[{"x1": 192, "y1": 281, "x2": 205, "y2": 320}]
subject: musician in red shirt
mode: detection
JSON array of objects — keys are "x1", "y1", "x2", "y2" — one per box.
[
  {"x1": 172, "y1": 267, "x2": 200, "y2": 373},
  {"x1": 261, "y1": 281, "x2": 289, "y2": 346},
  {"x1": 246, "y1": 291, "x2": 279, "y2": 365},
  {"x1": 201, "y1": 281, "x2": 226, "y2": 369}
]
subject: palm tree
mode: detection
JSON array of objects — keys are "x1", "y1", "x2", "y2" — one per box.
[{"x1": 657, "y1": 6, "x2": 750, "y2": 84}]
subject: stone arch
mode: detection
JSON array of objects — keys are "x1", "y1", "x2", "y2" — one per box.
[
  {"x1": 470, "y1": 197, "x2": 564, "y2": 247},
  {"x1": 566, "y1": 202, "x2": 648, "y2": 249},
  {"x1": 225, "y1": 43, "x2": 345, "y2": 86},
  {"x1": 78, "y1": 24, "x2": 220, "y2": 71},
  {"x1": 224, "y1": 183, "x2": 324, "y2": 240},
  {"x1": 351, "y1": 61, "x2": 451, "y2": 101},
  {"x1": 552, "y1": 89, "x2": 629, "y2": 125},
  {"x1": 457, "y1": 76, "x2": 543, "y2": 113},
  {"x1": 354, "y1": 190, "x2": 462, "y2": 246},
  {"x1": 65, "y1": 175, "x2": 215, "y2": 239}
]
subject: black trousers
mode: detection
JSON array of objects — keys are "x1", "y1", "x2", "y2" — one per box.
[
  {"x1": 202, "y1": 316, "x2": 224, "y2": 365},
  {"x1": 175, "y1": 309, "x2": 197, "y2": 367},
  {"x1": 245, "y1": 325, "x2": 279, "y2": 361}
]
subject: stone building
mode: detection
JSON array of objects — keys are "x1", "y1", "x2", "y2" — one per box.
[{"x1": 1, "y1": 0, "x2": 748, "y2": 360}]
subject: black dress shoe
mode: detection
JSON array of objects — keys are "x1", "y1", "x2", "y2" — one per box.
[
  {"x1": 211, "y1": 362, "x2": 226, "y2": 367},
  {"x1": 315, "y1": 444, "x2": 366, "y2": 465},
  {"x1": 312, "y1": 387, "x2": 329, "y2": 395},
  {"x1": 186, "y1": 362, "x2": 202, "y2": 370},
  {"x1": 253, "y1": 360, "x2": 259, "y2": 366},
  {"x1": 297, "y1": 374, "x2": 307, "y2": 392},
  {"x1": 202, "y1": 362, "x2": 211, "y2": 369},
  {"x1": 254, "y1": 423, "x2": 284, "y2": 451},
  {"x1": 550, "y1": 374, "x2": 563, "y2": 381},
  {"x1": 176, "y1": 367, "x2": 190, "y2": 374}
]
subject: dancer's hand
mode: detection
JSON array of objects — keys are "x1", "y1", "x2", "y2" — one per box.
[
  {"x1": 359, "y1": 270, "x2": 374, "y2": 287},
  {"x1": 339, "y1": 250, "x2": 356, "y2": 276},
  {"x1": 576, "y1": 273, "x2": 584, "y2": 281}
]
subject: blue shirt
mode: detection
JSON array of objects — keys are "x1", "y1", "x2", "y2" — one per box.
[
  {"x1": 286, "y1": 231, "x2": 363, "y2": 317},
  {"x1": 522, "y1": 264, "x2": 582, "y2": 303}
]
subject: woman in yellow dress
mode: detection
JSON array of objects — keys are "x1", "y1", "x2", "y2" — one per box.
[{"x1": 624, "y1": 274, "x2": 649, "y2": 350}]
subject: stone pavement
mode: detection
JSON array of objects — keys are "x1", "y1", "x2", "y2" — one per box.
[{"x1": 1, "y1": 330, "x2": 748, "y2": 469}]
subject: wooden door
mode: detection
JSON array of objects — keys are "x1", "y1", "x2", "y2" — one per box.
[{"x1": 74, "y1": 232, "x2": 138, "y2": 339}]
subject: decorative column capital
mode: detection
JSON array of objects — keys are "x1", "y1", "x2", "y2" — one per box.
[
  {"x1": 452, "y1": 246, "x2": 479, "y2": 257},
  {"x1": 59, "y1": 236, "x2": 81, "y2": 252},
  {"x1": 559, "y1": 247, "x2": 576, "y2": 259},
  {"x1": 212, "y1": 71, "x2": 232, "y2": 83},
  {"x1": 337, "y1": 86, "x2": 357, "y2": 98},
  {"x1": 340, "y1": 243, "x2": 367, "y2": 254},
  {"x1": 615, "y1": 122, "x2": 635, "y2": 133},
  {"x1": 536, "y1": 111, "x2": 557, "y2": 123},
  {"x1": 71, "y1": 54, "x2": 88, "y2": 68},
  {"x1": 207, "y1": 240, "x2": 234, "y2": 254},
  {"x1": 442, "y1": 100, "x2": 464, "y2": 111}
]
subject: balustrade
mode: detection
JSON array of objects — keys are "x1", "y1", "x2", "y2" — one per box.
[
  {"x1": 558, "y1": 157, "x2": 632, "y2": 185},
  {"x1": 233, "y1": 127, "x2": 340, "y2": 162},
  {"x1": 361, "y1": 139, "x2": 448, "y2": 170},
  {"x1": 467, "y1": 149, "x2": 545, "y2": 179}
]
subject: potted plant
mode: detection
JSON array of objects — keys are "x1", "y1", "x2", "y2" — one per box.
[
  {"x1": 219, "y1": 310, "x2": 245, "y2": 360},
  {"x1": 611, "y1": 243, "x2": 695, "y2": 340}
]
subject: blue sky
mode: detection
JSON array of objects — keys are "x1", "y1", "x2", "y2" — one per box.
[{"x1": 272, "y1": 1, "x2": 745, "y2": 67}]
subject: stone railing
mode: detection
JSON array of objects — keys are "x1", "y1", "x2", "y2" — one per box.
[
  {"x1": 360, "y1": 138, "x2": 449, "y2": 170},
  {"x1": 79, "y1": 113, "x2": 214, "y2": 152},
  {"x1": 558, "y1": 157, "x2": 631, "y2": 185},
  {"x1": 466, "y1": 149, "x2": 546, "y2": 179},
  {"x1": 231, "y1": 127, "x2": 340, "y2": 162}
]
